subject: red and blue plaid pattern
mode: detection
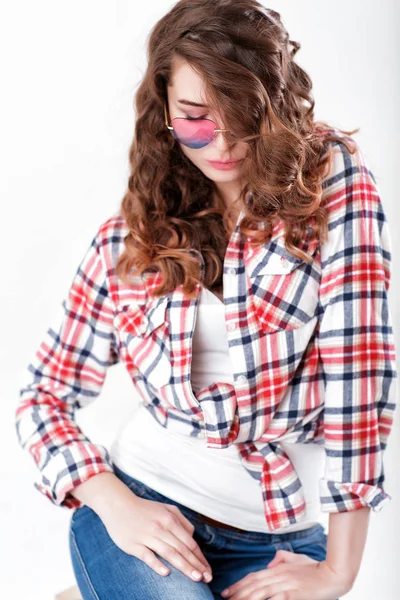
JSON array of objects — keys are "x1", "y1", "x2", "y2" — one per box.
[{"x1": 16, "y1": 132, "x2": 397, "y2": 531}]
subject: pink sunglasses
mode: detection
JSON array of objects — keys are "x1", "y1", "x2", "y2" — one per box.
[{"x1": 163, "y1": 100, "x2": 241, "y2": 149}]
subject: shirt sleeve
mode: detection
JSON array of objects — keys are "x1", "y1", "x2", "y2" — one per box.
[
  {"x1": 317, "y1": 139, "x2": 398, "y2": 514},
  {"x1": 15, "y1": 226, "x2": 120, "y2": 509}
]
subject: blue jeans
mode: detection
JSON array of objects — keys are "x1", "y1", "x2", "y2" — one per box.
[{"x1": 69, "y1": 463, "x2": 337, "y2": 600}]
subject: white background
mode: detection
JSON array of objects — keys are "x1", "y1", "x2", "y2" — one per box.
[{"x1": 1, "y1": 1, "x2": 399, "y2": 598}]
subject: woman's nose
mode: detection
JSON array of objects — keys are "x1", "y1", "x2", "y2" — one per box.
[{"x1": 211, "y1": 129, "x2": 236, "y2": 152}]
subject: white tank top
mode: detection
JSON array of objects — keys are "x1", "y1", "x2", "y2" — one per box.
[{"x1": 110, "y1": 286, "x2": 326, "y2": 533}]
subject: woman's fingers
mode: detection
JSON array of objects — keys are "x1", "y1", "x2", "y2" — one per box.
[
  {"x1": 146, "y1": 524, "x2": 212, "y2": 582},
  {"x1": 165, "y1": 505, "x2": 213, "y2": 577},
  {"x1": 129, "y1": 542, "x2": 172, "y2": 577},
  {"x1": 165, "y1": 504, "x2": 195, "y2": 533},
  {"x1": 100, "y1": 495, "x2": 213, "y2": 582}
]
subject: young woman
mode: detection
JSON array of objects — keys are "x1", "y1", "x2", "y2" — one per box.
[{"x1": 15, "y1": 1, "x2": 397, "y2": 599}]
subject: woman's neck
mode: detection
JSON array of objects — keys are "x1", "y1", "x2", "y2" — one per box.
[{"x1": 212, "y1": 184, "x2": 245, "y2": 222}]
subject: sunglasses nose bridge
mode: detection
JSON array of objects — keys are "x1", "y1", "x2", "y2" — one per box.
[
  {"x1": 213, "y1": 128, "x2": 228, "y2": 137},
  {"x1": 211, "y1": 128, "x2": 237, "y2": 149}
]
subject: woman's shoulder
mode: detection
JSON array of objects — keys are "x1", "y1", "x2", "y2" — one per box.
[
  {"x1": 95, "y1": 210, "x2": 130, "y2": 246},
  {"x1": 316, "y1": 127, "x2": 389, "y2": 268},
  {"x1": 88, "y1": 210, "x2": 130, "y2": 268},
  {"x1": 88, "y1": 211, "x2": 128, "y2": 273},
  {"x1": 318, "y1": 127, "x2": 378, "y2": 219},
  {"x1": 92, "y1": 210, "x2": 148, "y2": 305}
]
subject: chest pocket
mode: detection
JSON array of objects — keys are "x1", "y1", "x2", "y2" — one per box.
[
  {"x1": 113, "y1": 294, "x2": 171, "y2": 389},
  {"x1": 247, "y1": 239, "x2": 321, "y2": 333}
]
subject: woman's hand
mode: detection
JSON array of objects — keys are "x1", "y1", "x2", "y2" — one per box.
[
  {"x1": 266, "y1": 548, "x2": 320, "y2": 569},
  {"x1": 98, "y1": 494, "x2": 213, "y2": 583},
  {"x1": 220, "y1": 549, "x2": 351, "y2": 600}
]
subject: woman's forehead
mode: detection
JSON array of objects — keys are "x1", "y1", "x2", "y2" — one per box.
[{"x1": 169, "y1": 58, "x2": 208, "y2": 101}]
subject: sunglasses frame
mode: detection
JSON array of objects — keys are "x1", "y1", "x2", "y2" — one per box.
[{"x1": 163, "y1": 99, "x2": 234, "y2": 148}]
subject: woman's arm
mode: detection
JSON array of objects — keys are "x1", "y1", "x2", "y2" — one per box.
[
  {"x1": 325, "y1": 506, "x2": 371, "y2": 589},
  {"x1": 317, "y1": 140, "x2": 397, "y2": 520},
  {"x1": 69, "y1": 471, "x2": 138, "y2": 515},
  {"x1": 15, "y1": 224, "x2": 120, "y2": 509},
  {"x1": 220, "y1": 507, "x2": 372, "y2": 599}
]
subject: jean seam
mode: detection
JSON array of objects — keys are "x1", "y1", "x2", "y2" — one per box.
[
  {"x1": 289, "y1": 535, "x2": 326, "y2": 548},
  {"x1": 287, "y1": 538, "x2": 327, "y2": 553},
  {"x1": 313, "y1": 540, "x2": 328, "y2": 552},
  {"x1": 70, "y1": 528, "x2": 101, "y2": 600},
  {"x1": 70, "y1": 507, "x2": 80, "y2": 527},
  {"x1": 200, "y1": 526, "x2": 320, "y2": 544}
]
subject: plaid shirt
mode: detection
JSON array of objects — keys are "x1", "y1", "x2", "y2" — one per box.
[{"x1": 16, "y1": 133, "x2": 397, "y2": 531}]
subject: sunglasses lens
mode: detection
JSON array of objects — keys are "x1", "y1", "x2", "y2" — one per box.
[{"x1": 171, "y1": 118, "x2": 215, "y2": 149}]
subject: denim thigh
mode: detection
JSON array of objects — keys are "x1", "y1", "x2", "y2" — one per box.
[
  {"x1": 69, "y1": 464, "x2": 334, "y2": 600},
  {"x1": 69, "y1": 502, "x2": 215, "y2": 600}
]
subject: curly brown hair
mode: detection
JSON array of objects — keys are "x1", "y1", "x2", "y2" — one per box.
[{"x1": 116, "y1": 0, "x2": 358, "y2": 299}]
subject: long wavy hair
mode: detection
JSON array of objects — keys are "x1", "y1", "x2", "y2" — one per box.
[{"x1": 116, "y1": 0, "x2": 358, "y2": 299}]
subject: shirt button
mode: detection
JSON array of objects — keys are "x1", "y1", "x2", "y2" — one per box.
[
  {"x1": 237, "y1": 375, "x2": 247, "y2": 383},
  {"x1": 227, "y1": 267, "x2": 236, "y2": 275},
  {"x1": 227, "y1": 322, "x2": 237, "y2": 331},
  {"x1": 280, "y1": 256, "x2": 289, "y2": 266}
]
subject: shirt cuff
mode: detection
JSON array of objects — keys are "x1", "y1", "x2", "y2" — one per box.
[
  {"x1": 32, "y1": 442, "x2": 115, "y2": 509},
  {"x1": 319, "y1": 478, "x2": 392, "y2": 513}
]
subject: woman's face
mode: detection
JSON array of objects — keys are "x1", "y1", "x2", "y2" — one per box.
[{"x1": 166, "y1": 56, "x2": 248, "y2": 189}]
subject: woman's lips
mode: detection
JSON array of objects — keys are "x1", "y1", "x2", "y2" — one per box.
[{"x1": 207, "y1": 159, "x2": 242, "y2": 170}]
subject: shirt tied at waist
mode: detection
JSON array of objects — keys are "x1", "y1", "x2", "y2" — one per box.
[{"x1": 153, "y1": 379, "x2": 324, "y2": 531}]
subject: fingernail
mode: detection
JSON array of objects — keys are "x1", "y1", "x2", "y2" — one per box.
[
  {"x1": 204, "y1": 571, "x2": 212, "y2": 582},
  {"x1": 192, "y1": 569, "x2": 202, "y2": 580},
  {"x1": 221, "y1": 589, "x2": 230, "y2": 597}
]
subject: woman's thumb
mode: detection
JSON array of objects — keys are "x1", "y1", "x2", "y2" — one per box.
[
  {"x1": 267, "y1": 549, "x2": 293, "y2": 568},
  {"x1": 267, "y1": 548, "x2": 317, "y2": 569}
]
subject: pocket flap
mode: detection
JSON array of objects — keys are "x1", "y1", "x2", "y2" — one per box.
[
  {"x1": 115, "y1": 295, "x2": 169, "y2": 337},
  {"x1": 246, "y1": 234, "x2": 319, "y2": 278},
  {"x1": 250, "y1": 251, "x2": 304, "y2": 277}
]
